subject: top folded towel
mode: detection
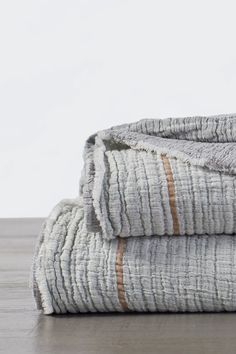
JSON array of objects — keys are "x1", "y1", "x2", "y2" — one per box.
[{"x1": 82, "y1": 115, "x2": 236, "y2": 239}]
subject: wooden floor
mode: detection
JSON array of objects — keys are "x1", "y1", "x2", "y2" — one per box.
[{"x1": 2, "y1": 219, "x2": 236, "y2": 354}]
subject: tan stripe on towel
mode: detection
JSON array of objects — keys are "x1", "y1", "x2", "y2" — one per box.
[
  {"x1": 161, "y1": 154, "x2": 180, "y2": 235},
  {"x1": 115, "y1": 238, "x2": 129, "y2": 311}
]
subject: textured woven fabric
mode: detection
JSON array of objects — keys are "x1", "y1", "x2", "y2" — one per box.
[
  {"x1": 32, "y1": 115, "x2": 236, "y2": 314},
  {"x1": 89, "y1": 150, "x2": 236, "y2": 238},
  {"x1": 33, "y1": 199, "x2": 236, "y2": 314},
  {"x1": 82, "y1": 115, "x2": 236, "y2": 239}
]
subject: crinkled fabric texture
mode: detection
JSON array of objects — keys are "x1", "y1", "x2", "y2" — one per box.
[
  {"x1": 82, "y1": 115, "x2": 236, "y2": 239},
  {"x1": 33, "y1": 199, "x2": 236, "y2": 314},
  {"x1": 31, "y1": 115, "x2": 236, "y2": 314}
]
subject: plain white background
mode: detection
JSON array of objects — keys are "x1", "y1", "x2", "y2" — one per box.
[{"x1": 1, "y1": 0, "x2": 236, "y2": 217}]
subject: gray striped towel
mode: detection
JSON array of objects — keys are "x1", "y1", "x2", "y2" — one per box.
[{"x1": 32, "y1": 114, "x2": 236, "y2": 314}]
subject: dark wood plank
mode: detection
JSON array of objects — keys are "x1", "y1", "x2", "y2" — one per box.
[{"x1": 1, "y1": 218, "x2": 236, "y2": 354}]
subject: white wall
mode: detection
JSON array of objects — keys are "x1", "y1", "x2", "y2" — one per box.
[{"x1": 1, "y1": 0, "x2": 236, "y2": 217}]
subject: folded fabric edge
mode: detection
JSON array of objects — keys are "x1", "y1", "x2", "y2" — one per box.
[
  {"x1": 30, "y1": 198, "x2": 80, "y2": 315},
  {"x1": 83, "y1": 115, "x2": 236, "y2": 238}
]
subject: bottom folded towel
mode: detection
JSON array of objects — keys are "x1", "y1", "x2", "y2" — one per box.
[{"x1": 32, "y1": 199, "x2": 236, "y2": 314}]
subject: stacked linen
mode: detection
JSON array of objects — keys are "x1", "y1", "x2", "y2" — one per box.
[{"x1": 32, "y1": 115, "x2": 236, "y2": 314}]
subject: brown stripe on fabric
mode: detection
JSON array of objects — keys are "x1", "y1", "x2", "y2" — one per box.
[
  {"x1": 161, "y1": 154, "x2": 180, "y2": 235},
  {"x1": 115, "y1": 237, "x2": 129, "y2": 311}
]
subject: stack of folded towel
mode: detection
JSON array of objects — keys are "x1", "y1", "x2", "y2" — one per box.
[{"x1": 32, "y1": 115, "x2": 236, "y2": 314}]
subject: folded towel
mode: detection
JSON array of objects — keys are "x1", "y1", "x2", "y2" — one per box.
[
  {"x1": 82, "y1": 115, "x2": 236, "y2": 239},
  {"x1": 32, "y1": 199, "x2": 236, "y2": 314},
  {"x1": 32, "y1": 114, "x2": 236, "y2": 314}
]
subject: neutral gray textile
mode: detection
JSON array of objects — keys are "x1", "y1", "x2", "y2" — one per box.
[
  {"x1": 33, "y1": 199, "x2": 236, "y2": 314},
  {"x1": 32, "y1": 115, "x2": 236, "y2": 314},
  {"x1": 82, "y1": 115, "x2": 236, "y2": 239}
]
